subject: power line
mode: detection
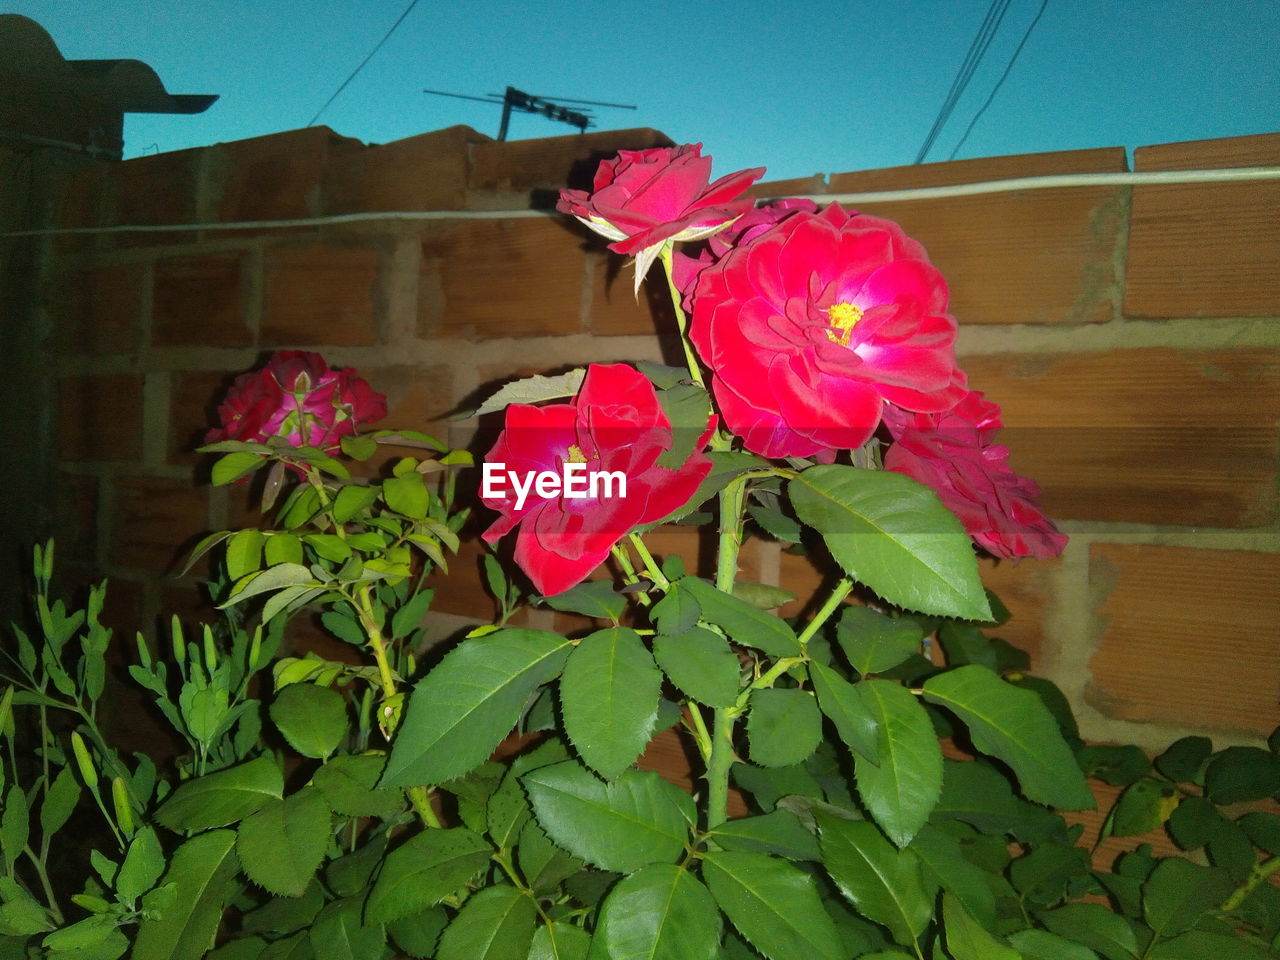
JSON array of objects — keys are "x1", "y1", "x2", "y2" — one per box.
[
  {"x1": 306, "y1": 0, "x2": 422, "y2": 127},
  {"x1": 914, "y1": 0, "x2": 1011, "y2": 164},
  {"x1": 949, "y1": 0, "x2": 1050, "y2": 160}
]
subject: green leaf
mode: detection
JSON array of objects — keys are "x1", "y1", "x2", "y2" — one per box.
[
  {"x1": 541, "y1": 579, "x2": 625, "y2": 622},
  {"x1": 382, "y1": 630, "x2": 573, "y2": 786},
  {"x1": 435, "y1": 884, "x2": 536, "y2": 960},
  {"x1": 709, "y1": 810, "x2": 821, "y2": 861},
  {"x1": 331, "y1": 486, "x2": 379, "y2": 525},
  {"x1": 1038, "y1": 904, "x2": 1141, "y2": 960},
  {"x1": 155, "y1": 756, "x2": 283, "y2": 831},
  {"x1": 931, "y1": 759, "x2": 1065, "y2": 842},
  {"x1": 474, "y1": 369, "x2": 587, "y2": 418},
  {"x1": 649, "y1": 450, "x2": 762, "y2": 526},
  {"x1": 1238, "y1": 811, "x2": 1280, "y2": 855},
  {"x1": 807, "y1": 660, "x2": 878, "y2": 764},
  {"x1": 116, "y1": 827, "x2": 164, "y2": 901},
  {"x1": 1142, "y1": 858, "x2": 1233, "y2": 940},
  {"x1": 220, "y1": 563, "x2": 315, "y2": 609},
  {"x1": 732, "y1": 581, "x2": 797, "y2": 610},
  {"x1": 853, "y1": 678, "x2": 942, "y2": 847},
  {"x1": 264, "y1": 534, "x2": 304, "y2": 567},
  {"x1": 384, "y1": 473, "x2": 430, "y2": 519},
  {"x1": 340, "y1": 435, "x2": 378, "y2": 461},
  {"x1": 1108, "y1": 778, "x2": 1178, "y2": 838},
  {"x1": 39, "y1": 765, "x2": 81, "y2": 840},
  {"x1": 1203, "y1": 746, "x2": 1280, "y2": 804},
  {"x1": 748, "y1": 503, "x2": 803, "y2": 543},
  {"x1": 907, "y1": 825, "x2": 996, "y2": 927},
  {"x1": 212, "y1": 452, "x2": 267, "y2": 486},
  {"x1": 1154, "y1": 736, "x2": 1212, "y2": 783},
  {"x1": 226, "y1": 530, "x2": 265, "y2": 582},
  {"x1": 241, "y1": 882, "x2": 324, "y2": 938},
  {"x1": 308, "y1": 896, "x2": 384, "y2": 960},
  {"x1": 816, "y1": 813, "x2": 933, "y2": 948},
  {"x1": 789, "y1": 466, "x2": 991, "y2": 620},
  {"x1": 1165, "y1": 796, "x2": 1221, "y2": 850},
  {"x1": 702, "y1": 849, "x2": 844, "y2": 960},
  {"x1": 42, "y1": 915, "x2": 119, "y2": 953},
  {"x1": 560, "y1": 628, "x2": 662, "y2": 780},
  {"x1": 366, "y1": 827, "x2": 492, "y2": 925},
  {"x1": 1077, "y1": 745, "x2": 1151, "y2": 787},
  {"x1": 680, "y1": 577, "x2": 800, "y2": 657},
  {"x1": 133, "y1": 830, "x2": 240, "y2": 960},
  {"x1": 748, "y1": 688, "x2": 822, "y2": 768},
  {"x1": 313, "y1": 755, "x2": 403, "y2": 818},
  {"x1": 835, "y1": 606, "x2": 924, "y2": 675},
  {"x1": 655, "y1": 383, "x2": 714, "y2": 470},
  {"x1": 1007, "y1": 929, "x2": 1101, "y2": 960},
  {"x1": 923, "y1": 665, "x2": 1094, "y2": 810},
  {"x1": 387, "y1": 907, "x2": 447, "y2": 960},
  {"x1": 326, "y1": 833, "x2": 386, "y2": 898},
  {"x1": 595, "y1": 863, "x2": 721, "y2": 960},
  {"x1": 236, "y1": 789, "x2": 330, "y2": 898},
  {"x1": 1, "y1": 786, "x2": 27, "y2": 873},
  {"x1": 516, "y1": 819, "x2": 583, "y2": 894},
  {"x1": 270, "y1": 683, "x2": 348, "y2": 759},
  {"x1": 1147, "y1": 931, "x2": 1269, "y2": 960},
  {"x1": 652, "y1": 627, "x2": 741, "y2": 708},
  {"x1": 943, "y1": 892, "x2": 1020, "y2": 960},
  {"x1": 391, "y1": 588, "x2": 436, "y2": 640},
  {"x1": 523, "y1": 761, "x2": 692, "y2": 873},
  {"x1": 1009, "y1": 842, "x2": 1091, "y2": 905},
  {"x1": 651, "y1": 581, "x2": 701, "y2": 635},
  {"x1": 527, "y1": 921, "x2": 590, "y2": 960}
]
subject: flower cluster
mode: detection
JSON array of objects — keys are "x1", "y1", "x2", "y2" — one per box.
[
  {"x1": 483, "y1": 144, "x2": 1065, "y2": 593},
  {"x1": 206, "y1": 350, "x2": 386, "y2": 451}
]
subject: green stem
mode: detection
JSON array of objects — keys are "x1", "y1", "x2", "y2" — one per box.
[
  {"x1": 408, "y1": 786, "x2": 442, "y2": 829},
  {"x1": 610, "y1": 543, "x2": 653, "y2": 608},
  {"x1": 796, "y1": 578, "x2": 854, "y2": 648},
  {"x1": 1222, "y1": 855, "x2": 1280, "y2": 912},
  {"x1": 628, "y1": 534, "x2": 671, "y2": 591},
  {"x1": 705, "y1": 475, "x2": 751, "y2": 829},
  {"x1": 684, "y1": 703, "x2": 712, "y2": 765},
  {"x1": 22, "y1": 846, "x2": 63, "y2": 925},
  {"x1": 353, "y1": 586, "x2": 398, "y2": 704},
  {"x1": 658, "y1": 244, "x2": 707, "y2": 391}
]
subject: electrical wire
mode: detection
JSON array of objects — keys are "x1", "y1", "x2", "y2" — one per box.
[
  {"x1": 914, "y1": 0, "x2": 1012, "y2": 164},
  {"x1": 6, "y1": 166, "x2": 1279, "y2": 239},
  {"x1": 306, "y1": 0, "x2": 422, "y2": 127},
  {"x1": 949, "y1": 0, "x2": 1050, "y2": 161}
]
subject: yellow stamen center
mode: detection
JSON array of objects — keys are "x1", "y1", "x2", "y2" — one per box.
[
  {"x1": 825, "y1": 302, "x2": 863, "y2": 347},
  {"x1": 566, "y1": 444, "x2": 588, "y2": 464}
]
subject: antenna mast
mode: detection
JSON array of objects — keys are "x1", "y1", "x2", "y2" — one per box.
[{"x1": 423, "y1": 86, "x2": 637, "y2": 140}]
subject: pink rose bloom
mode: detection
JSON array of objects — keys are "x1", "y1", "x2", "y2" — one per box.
[
  {"x1": 482, "y1": 364, "x2": 715, "y2": 596},
  {"x1": 207, "y1": 351, "x2": 386, "y2": 452},
  {"x1": 689, "y1": 204, "x2": 965, "y2": 460},
  {"x1": 557, "y1": 145, "x2": 765, "y2": 290},
  {"x1": 883, "y1": 391, "x2": 1068, "y2": 559}
]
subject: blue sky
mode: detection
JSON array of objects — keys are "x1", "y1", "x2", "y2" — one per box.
[{"x1": 18, "y1": 0, "x2": 1280, "y2": 181}]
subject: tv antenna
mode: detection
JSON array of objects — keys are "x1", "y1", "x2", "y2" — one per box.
[{"x1": 423, "y1": 86, "x2": 637, "y2": 140}]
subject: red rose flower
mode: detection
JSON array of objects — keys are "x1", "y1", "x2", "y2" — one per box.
[
  {"x1": 689, "y1": 204, "x2": 965, "y2": 460},
  {"x1": 481, "y1": 364, "x2": 715, "y2": 596},
  {"x1": 557, "y1": 144, "x2": 765, "y2": 291},
  {"x1": 207, "y1": 351, "x2": 387, "y2": 452},
  {"x1": 882, "y1": 391, "x2": 1067, "y2": 559}
]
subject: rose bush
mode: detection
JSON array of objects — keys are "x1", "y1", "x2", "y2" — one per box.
[
  {"x1": 206, "y1": 349, "x2": 386, "y2": 451},
  {"x1": 481, "y1": 362, "x2": 715, "y2": 595},
  {"x1": 688, "y1": 203, "x2": 966, "y2": 460}
]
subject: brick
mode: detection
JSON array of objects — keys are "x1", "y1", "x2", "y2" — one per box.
[
  {"x1": 348, "y1": 364, "x2": 453, "y2": 476},
  {"x1": 159, "y1": 582, "x2": 219, "y2": 627},
  {"x1": 961, "y1": 348, "x2": 1280, "y2": 527},
  {"x1": 51, "y1": 473, "x2": 99, "y2": 569},
  {"x1": 262, "y1": 243, "x2": 380, "y2": 346},
  {"x1": 209, "y1": 126, "x2": 358, "y2": 223},
  {"x1": 107, "y1": 147, "x2": 203, "y2": 246},
  {"x1": 1087, "y1": 544, "x2": 1280, "y2": 735},
  {"x1": 828, "y1": 147, "x2": 1128, "y2": 325},
  {"x1": 468, "y1": 127, "x2": 673, "y2": 200},
  {"x1": 153, "y1": 254, "x2": 251, "y2": 347},
  {"x1": 55, "y1": 262, "x2": 145, "y2": 354},
  {"x1": 748, "y1": 175, "x2": 826, "y2": 200},
  {"x1": 976, "y1": 555, "x2": 1060, "y2": 669},
  {"x1": 424, "y1": 218, "x2": 585, "y2": 339},
  {"x1": 323, "y1": 125, "x2": 487, "y2": 214},
  {"x1": 1126, "y1": 133, "x2": 1280, "y2": 318},
  {"x1": 51, "y1": 163, "x2": 109, "y2": 256},
  {"x1": 586, "y1": 249, "x2": 679, "y2": 336},
  {"x1": 170, "y1": 370, "x2": 239, "y2": 466},
  {"x1": 57, "y1": 373, "x2": 144, "y2": 461},
  {"x1": 112, "y1": 475, "x2": 210, "y2": 571}
]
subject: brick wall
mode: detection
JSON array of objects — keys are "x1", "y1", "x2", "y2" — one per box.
[{"x1": 29, "y1": 125, "x2": 1280, "y2": 775}]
